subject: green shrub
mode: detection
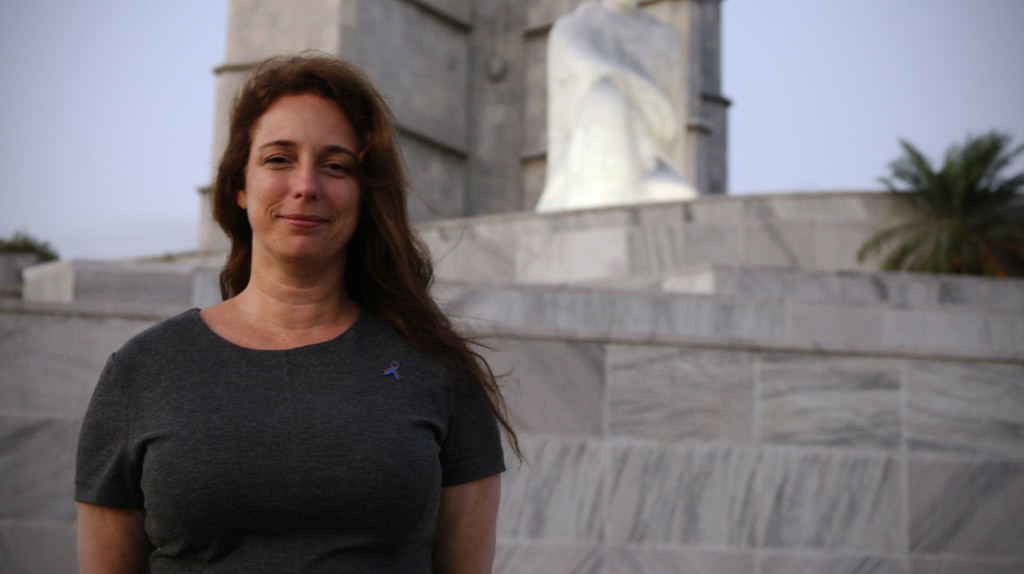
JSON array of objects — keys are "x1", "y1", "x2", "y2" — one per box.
[{"x1": 0, "y1": 231, "x2": 59, "y2": 262}]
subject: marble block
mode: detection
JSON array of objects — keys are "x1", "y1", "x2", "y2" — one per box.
[
  {"x1": 494, "y1": 544, "x2": 602, "y2": 574},
  {"x1": 755, "y1": 450, "x2": 903, "y2": 551},
  {"x1": 604, "y1": 547, "x2": 754, "y2": 574},
  {"x1": 226, "y1": 0, "x2": 341, "y2": 61},
  {"x1": 0, "y1": 309, "x2": 156, "y2": 416},
  {"x1": 399, "y1": 133, "x2": 467, "y2": 223},
  {"x1": 606, "y1": 444, "x2": 758, "y2": 547},
  {"x1": 0, "y1": 520, "x2": 78, "y2": 574},
  {"x1": 359, "y1": 0, "x2": 470, "y2": 153},
  {"x1": 22, "y1": 260, "x2": 195, "y2": 307},
  {"x1": 789, "y1": 304, "x2": 885, "y2": 352},
  {"x1": 0, "y1": 416, "x2": 79, "y2": 521},
  {"x1": 760, "y1": 554, "x2": 906, "y2": 574},
  {"x1": 911, "y1": 557, "x2": 1024, "y2": 574},
  {"x1": 516, "y1": 226, "x2": 631, "y2": 284},
  {"x1": 906, "y1": 360, "x2": 1024, "y2": 459},
  {"x1": 413, "y1": 0, "x2": 471, "y2": 24},
  {"x1": 909, "y1": 458, "x2": 1024, "y2": 556},
  {"x1": 883, "y1": 307, "x2": 1023, "y2": 359},
  {"x1": 498, "y1": 436, "x2": 604, "y2": 543},
  {"x1": 627, "y1": 212, "x2": 688, "y2": 276},
  {"x1": 607, "y1": 346, "x2": 755, "y2": 442},
  {"x1": 739, "y1": 221, "x2": 818, "y2": 269},
  {"x1": 679, "y1": 221, "x2": 744, "y2": 268},
  {"x1": 480, "y1": 338, "x2": 605, "y2": 436},
  {"x1": 661, "y1": 266, "x2": 1024, "y2": 312},
  {"x1": 759, "y1": 354, "x2": 901, "y2": 449},
  {"x1": 422, "y1": 220, "x2": 518, "y2": 285}
]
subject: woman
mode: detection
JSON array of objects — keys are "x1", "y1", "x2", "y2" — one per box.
[{"x1": 75, "y1": 54, "x2": 517, "y2": 573}]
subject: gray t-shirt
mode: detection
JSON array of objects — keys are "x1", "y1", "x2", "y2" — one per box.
[{"x1": 76, "y1": 308, "x2": 505, "y2": 573}]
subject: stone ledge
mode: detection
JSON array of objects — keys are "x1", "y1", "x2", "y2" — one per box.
[
  {"x1": 0, "y1": 297, "x2": 184, "y2": 322},
  {"x1": 663, "y1": 265, "x2": 1024, "y2": 312},
  {"x1": 418, "y1": 192, "x2": 910, "y2": 285},
  {"x1": 20, "y1": 260, "x2": 220, "y2": 309},
  {"x1": 436, "y1": 282, "x2": 1023, "y2": 362}
]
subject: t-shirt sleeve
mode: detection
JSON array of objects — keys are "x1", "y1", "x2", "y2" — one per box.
[
  {"x1": 75, "y1": 352, "x2": 145, "y2": 509},
  {"x1": 438, "y1": 363, "x2": 507, "y2": 486}
]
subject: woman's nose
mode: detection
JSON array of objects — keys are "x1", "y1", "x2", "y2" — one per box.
[{"x1": 291, "y1": 162, "x2": 318, "y2": 199}]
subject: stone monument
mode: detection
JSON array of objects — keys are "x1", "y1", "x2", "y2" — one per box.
[
  {"x1": 197, "y1": 0, "x2": 730, "y2": 251},
  {"x1": 536, "y1": 0, "x2": 697, "y2": 212}
]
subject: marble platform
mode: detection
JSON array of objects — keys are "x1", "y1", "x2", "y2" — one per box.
[
  {"x1": 21, "y1": 259, "x2": 220, "y2": 308},
  {"x1": 418, "y1": 191, "x2": 912, "y2": 286}
]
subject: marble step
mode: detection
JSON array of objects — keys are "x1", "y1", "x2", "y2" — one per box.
[
  {"x1": 661, "y1": 265, "x2": 1024, "y2": 312},
  {"x1": 435, "y1": 281, "x2": 1023, "y2": 362}
]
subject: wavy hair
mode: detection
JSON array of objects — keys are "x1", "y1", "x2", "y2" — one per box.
[{"x1": 213, "y1": 54, "x2": 519, "y2": 459}]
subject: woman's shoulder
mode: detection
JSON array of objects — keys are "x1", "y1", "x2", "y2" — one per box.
[{"x1": 115, "y1": 307, "x2": 205, "y2": 359}]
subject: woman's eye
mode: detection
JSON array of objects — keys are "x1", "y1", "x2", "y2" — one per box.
[
  {"x1": 324, "y1": 162, "x2": 352, "y2": 175},
  {"x1": 263, "y1": 155, "x2": 289, "y2": 165}
]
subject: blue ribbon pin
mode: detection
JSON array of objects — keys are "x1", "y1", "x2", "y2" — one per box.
[{"x1": 382, "y1": 361, "x2": 402, "y2": 381}]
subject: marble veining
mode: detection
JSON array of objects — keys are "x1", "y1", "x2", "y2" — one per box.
[
  {"x1": 493, "y1": 544, "x2": 602, "y2": 574},
  {"x1": 759, "y1": 354, "x2": 901, "y2": 449},
  {"x1": 911, "y1": 556, "x2": 1024, "y2": 574},
  {"x1": 516, "y1": 227, "x2": 632, "y2": 284},
  {"x1": 760, "y1": 554, "x2": 906, "y2": 574},
  {"x1": 482, "y1": 338, "x2": 606, "y2": 436},
  {"x1": 909, "y1": 458, "x2": 1024, "y2": 556},
  {"x1": 424, "y1": 223, "x2": 517, "y2": 284},
  {"x1": 498, "y1": 436, "x2": 605, "y2": 543},
  {"x1": 606, "y1": 444, "x2": 758, "y2": 546},
  {"x1": 906, "y1": 360, "x2": 1024, "y2": 459},
  {"x1": 603, "y1": 547, "x2": 754, "y2": 574},
  {"x1": 607, "y1": 346, "x2": 755, "y2": 442},
  {"x1": 755, "y1": 450, "x2": 903, "y2": 551}
]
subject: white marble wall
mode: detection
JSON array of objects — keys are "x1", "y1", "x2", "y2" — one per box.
[
  {"x1": 481, "y1": 335, "x2": 1024, "y2": 574},
  {"x1": 0, "y1": 302, "x2": 162, "y2": 574}
]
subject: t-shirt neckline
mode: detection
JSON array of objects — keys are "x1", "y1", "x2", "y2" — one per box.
[{"x1": 187, "y1": 307, "x2": 364, "y2": 354}]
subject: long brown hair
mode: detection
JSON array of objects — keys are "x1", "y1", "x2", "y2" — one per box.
[{"x1": 213, "y1": 54, "x2": 519, "y2": 459}]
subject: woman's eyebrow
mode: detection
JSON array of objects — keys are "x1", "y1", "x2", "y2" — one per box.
[
  {"x1": 257, "y1": 140, "x2": 357, "y2": 158},
  {"x1": 323, "y1": 145, "x2": 358, "y2": 158},
  {"x1": 257, "y1": 139, "x2": 297, "y2": 152}
]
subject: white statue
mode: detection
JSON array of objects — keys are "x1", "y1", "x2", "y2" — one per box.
[{"x1": 536, "y1": 0, "x2": 697, "y2": 212}]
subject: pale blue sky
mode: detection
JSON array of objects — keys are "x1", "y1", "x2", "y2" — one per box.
[{"x1": 1, "y1": 0, "x2": 1022, "y2": 260}]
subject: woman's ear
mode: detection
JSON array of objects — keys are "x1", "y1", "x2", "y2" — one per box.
[{"x1": 237, "y1": 189, "x2": 248, "y2": 209}]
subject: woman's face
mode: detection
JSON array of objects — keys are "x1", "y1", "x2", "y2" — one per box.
[{"x1": 239, "y1": 93, "x2": 361, "y2": 269}]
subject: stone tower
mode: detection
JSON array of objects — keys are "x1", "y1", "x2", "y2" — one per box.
[{"x1": 198, "y1": 0, "x2": 729, "y2": 252}]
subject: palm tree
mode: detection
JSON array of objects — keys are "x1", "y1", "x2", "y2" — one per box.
[{"x1": 857, "y1": 131, "x2": 1024, "y2": 277}]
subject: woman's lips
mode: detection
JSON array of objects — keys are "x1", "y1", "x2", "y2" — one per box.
[{"x1": 280, "y1": 214, "x2": 329, "y2": 228}]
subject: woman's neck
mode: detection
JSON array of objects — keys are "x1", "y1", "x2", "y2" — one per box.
[{"x1": 235, "y1": 261, "x2": 357, "y2": 333}]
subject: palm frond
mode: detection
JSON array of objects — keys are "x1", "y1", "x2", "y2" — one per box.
[{"x1": 859, "y1": 130, "x2": 1024, "y2": 277}]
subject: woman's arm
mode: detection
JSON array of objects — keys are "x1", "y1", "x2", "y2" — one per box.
[
  {"x1": 77, "y1": 502, "x2": 150, "y2": 574},
  {"x1": 432, "y1": 474, "x2": 502, "y2": 574}
]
